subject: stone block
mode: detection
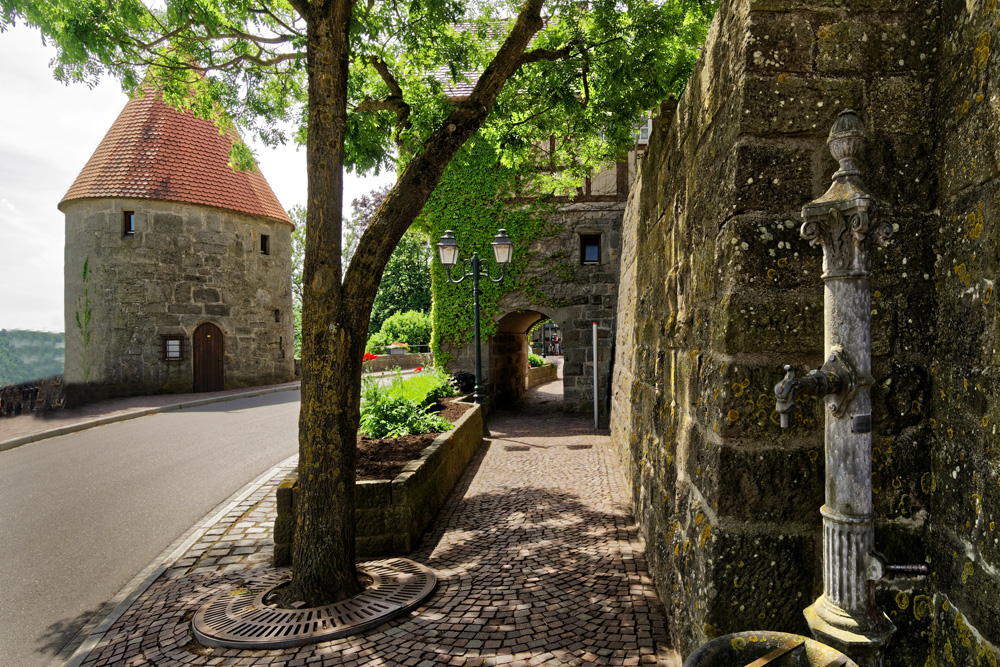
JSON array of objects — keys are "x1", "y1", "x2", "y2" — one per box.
[
  {"x1": 167, "y1": 303, "x2": 204, "y2": 315},
  {"x1": 937, "y1": 101, "x2": 1000, "y2": 200},
  {"x1": 732, "y1": 141, "x2": 814, "y2": 214},
  {"x1": 865, "y1": 134, "x2": 937, "y2": 211},
  {"x1": 867, "y1": 76, "x2": 933, "y2": 136},
  {"x1": 715, "y1": 445, "x2": 825, "y2": 524},
  {"x1": 745, "y1": 11, "x2": 816, "y2": 74},
  {"x1": 741, "y1": 76, "x2": 863, "y2": 136},
  {"x1": 193, "y1": 287, "x2": 221, "y2": 303},
  {"x1": 715, "y1": 216, "x2": 822, "y2": 293},
  {"x1": 712, "y1": 288, "x2": 823, "y2": 356},
  {"x1": 926, "y1": 533, "x2": 1000, "y2": 649},
  {"x1": 931, "y1": 5, "x2": 996, "y2": 116},
  {"x1": 152, "y1": 212, "x2": 185, "y2": 234},
  {"x1": 204, "y1": 304, "x2": 231, "y2": 317},
  {"x1": 355, "y1": 508, "x2": 387, "y2": 536},
  {"x1": 355, "y1": 480, "x2": 392, "y2": 507},
  {"x1": 702, "y1": 356, "x2": 825, "y2": 440},
  {"x1": 815, "y1": 17, "x2": 934, "y2": 75},
  {"x1": 699, "y1": 528, "x2": 816, "y2": 640}
]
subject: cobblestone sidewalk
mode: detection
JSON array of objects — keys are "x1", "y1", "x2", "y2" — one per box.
[{"x1": 72, "y1": 382, "x2": 676, "y2": 667}]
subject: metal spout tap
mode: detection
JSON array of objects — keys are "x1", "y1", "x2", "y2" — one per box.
[
  {"x1": 774, "y1": 348, "x2": 857, "y2": 428},
  {"x1": 774, "y1": 365, "x2": 843, "y2": 428}
]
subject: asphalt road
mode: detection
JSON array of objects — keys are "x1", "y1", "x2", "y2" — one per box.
[{"x1": 0, "y1": 390, "x2": 301, "y2": 667}]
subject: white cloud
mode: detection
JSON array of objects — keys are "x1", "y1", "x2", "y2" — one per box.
[{"x1": 0, "y1": 199, "x2": 15, "y2": 212}]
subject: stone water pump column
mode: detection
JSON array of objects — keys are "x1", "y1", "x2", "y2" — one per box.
[{"x1": 774, "y1": 110, "x2": 897, "y2": 667}]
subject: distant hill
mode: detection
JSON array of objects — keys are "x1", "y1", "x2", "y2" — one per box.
[{"x1": 0, "y1": 330, "x2": 65, "y2": 385}]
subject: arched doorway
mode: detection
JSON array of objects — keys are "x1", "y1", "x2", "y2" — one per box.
[
  {"x1": 193, "y1": 322, "x2": 225, "y2": 392},
  {"x1": 491, "y1": 310, "x2": 561, "y2": 407}
]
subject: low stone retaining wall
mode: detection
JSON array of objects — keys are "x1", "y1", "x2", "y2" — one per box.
[
  {"x1": 363, "y1": 352, "x2": 432, "y2": 373},
  {"x1": 526, "y1": 363, "x2": 557, "y2": 389},
  {"x1": 274, "y1": 401, "x2": 483, "y2": 563}
]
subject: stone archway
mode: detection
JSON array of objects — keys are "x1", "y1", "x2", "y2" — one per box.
[{"x1": 490, "y1": 310, "x2": 560, "y2": 407}]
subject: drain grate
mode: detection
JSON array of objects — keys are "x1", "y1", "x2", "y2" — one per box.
[
  {"x1": 192, "y1": 558, "x2": 436, "y2": 649},
  {"x1": 566, "y1": 444, "x2": 592, "y2": 450},
  {"x1": 504, "y1": 445, "x2": 530, "y2": 451}
]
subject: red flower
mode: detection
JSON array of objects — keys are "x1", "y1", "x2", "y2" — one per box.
[
  {"x1": 415, "y1": 366, "x2": 423, "y2": 372},
  {"x1": 363, "y1": 353, "x2": 378, "y2": 362}
]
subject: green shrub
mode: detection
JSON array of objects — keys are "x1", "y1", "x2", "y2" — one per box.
[
  {"x1": 528, "y1": 353, "x2": 546, "y2": 368},
  {"x1": 365, "y1": 331, "x2": 391, "y2": 354},
  {"x1": 366, "y1": 310, "x2": 432, "y2": 353},
  {"x1": 359, "y1": 373, "x2": 452, "y2": 438}
]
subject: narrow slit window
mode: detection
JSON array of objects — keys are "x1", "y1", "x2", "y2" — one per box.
[
  {"x1": 123, "y1": 210, "x2": 135, "y2": 235},
  {"x1": 162, "y1": 335, "x2": 185, "y2": 361},
  {"x1": 581, "y1": 234, "x2": 601, "y2": 265},
  {"x1": 260, "y1": 234, "x2": 271, "y2": 255}
]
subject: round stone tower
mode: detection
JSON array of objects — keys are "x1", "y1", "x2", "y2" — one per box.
[{"x1": 60, "y1": 92, "x2": 296, "y2": 395}]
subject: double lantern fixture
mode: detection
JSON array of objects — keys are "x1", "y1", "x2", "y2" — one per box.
[{"x1": 436, "y1": 229, "x2": 514, "y2": 405}]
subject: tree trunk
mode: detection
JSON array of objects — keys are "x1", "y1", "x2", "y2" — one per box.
[
  {"x1": 285, "y1": 0, "x2": 547, "y2": 608},
  {"x1": 283, "y1": 0, "x2": 363, "y2": 608}
]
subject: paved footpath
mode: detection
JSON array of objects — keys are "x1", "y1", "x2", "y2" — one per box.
[{"x1": 68, "y1": 381, "x2": 676, "y2": 667}]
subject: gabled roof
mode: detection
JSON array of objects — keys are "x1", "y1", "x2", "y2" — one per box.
[{"x1": 60, "y1": 92, "x2": 292, "y2": 226}]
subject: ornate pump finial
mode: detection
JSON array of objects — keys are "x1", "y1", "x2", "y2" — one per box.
[
  {"x1": 828, "y1": 109, "x2": 866, "y2": 182},
  {"x1": 800, "y1": 109, "x2": 891, "y2": 279}
]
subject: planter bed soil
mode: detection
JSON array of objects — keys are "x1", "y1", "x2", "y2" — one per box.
[{"x1": 356, "y1": 398, "x2": 472, "y2": 480}]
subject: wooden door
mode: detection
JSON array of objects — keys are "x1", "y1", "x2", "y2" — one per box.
[{"x1": 193, "y1": 322, "x2": 224, "y2": 392}]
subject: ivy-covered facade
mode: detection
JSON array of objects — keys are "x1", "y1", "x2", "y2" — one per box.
[{"x1": 422, "y1": 137, "x2": 643, "y2": 425}]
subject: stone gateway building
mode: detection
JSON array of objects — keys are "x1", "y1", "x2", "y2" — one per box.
[{"x1": 60, "y1": 91, "x2": 295, "y2": 396}]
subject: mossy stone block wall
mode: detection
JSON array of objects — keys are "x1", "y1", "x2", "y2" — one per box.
[
  {"x1": 923, "y1": 0, "x2": 1000, "y2": 664},
  {"x1": 607, "y1": 0, "x2": 977, "y2": 662}
]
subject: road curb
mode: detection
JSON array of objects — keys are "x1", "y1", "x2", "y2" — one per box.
[
  {"x1": 48, "y1": 453, "x2": 300, "y2": 667},
  {"x1": 0, "y1": 383, "x2": 301, "y2": 453}
]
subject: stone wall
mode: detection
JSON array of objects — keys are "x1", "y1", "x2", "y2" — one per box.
[
  {"x1": 362, "y1": 352, "x2": 432, "y2": 373},
  {"x1": 63, "y1": 197, "x2": 295, "y2": 394},
  {"x1": 922, "y1": 0, "x2": 1000, "y2": 663},
  {"x1": 490, "y1": 332, "x2": 529, "y2": 406},
  {"x1": 610, "y1": 0, "x2": 951, "y2": 662},
  {"x1": 526, "y1": 362, "x2": 558, "y2": 389}
]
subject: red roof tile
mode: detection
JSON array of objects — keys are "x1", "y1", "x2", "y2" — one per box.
[{"x1": 61, "y1": 93, "x2": 292, "y2": 226}]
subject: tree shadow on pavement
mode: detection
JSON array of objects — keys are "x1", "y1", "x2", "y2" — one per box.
[
  {"x1": 406, "y1": 480, "x2": 669, "y2": 663},
  {"x1": 36, "y1": 604, "x2": 106, "y2": 659}
]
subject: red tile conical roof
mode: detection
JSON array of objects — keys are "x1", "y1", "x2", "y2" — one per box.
[{"x1": 60, "y1": 93, "x2": 293, "y2": 226}]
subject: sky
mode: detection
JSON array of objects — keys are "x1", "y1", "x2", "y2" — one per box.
[{"x1": 0, "y1": 24, "x2": 395, "y2": 333}]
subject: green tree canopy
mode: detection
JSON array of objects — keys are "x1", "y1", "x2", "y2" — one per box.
[
  {"x1": 2, "y1": 0, "x2": 713, "y2": 606},
  {"x1": 368, "y1": 231, "x2": 432, "y2": 336}
]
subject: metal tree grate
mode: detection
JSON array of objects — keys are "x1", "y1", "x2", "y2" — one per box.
[{"x1": 192, "y1": 558, "x2": 437, "y2": 649}]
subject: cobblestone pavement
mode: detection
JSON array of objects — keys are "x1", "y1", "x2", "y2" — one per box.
[{"x1": 74, "y1": 381, "x2": 676, "y2": 667}]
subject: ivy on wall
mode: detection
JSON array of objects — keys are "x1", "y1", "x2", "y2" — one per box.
[{"x1": 418, "y1": 137, "x2": 565, "y2": 367}]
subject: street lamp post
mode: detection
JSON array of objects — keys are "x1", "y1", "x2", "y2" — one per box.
[{"x1": 436, "y1": 229, "x2": 514, "y2": 405}]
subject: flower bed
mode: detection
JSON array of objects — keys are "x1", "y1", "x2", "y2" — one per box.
[{"x1": 273, "y1": 397, "x2": 482, "y2": 561}]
